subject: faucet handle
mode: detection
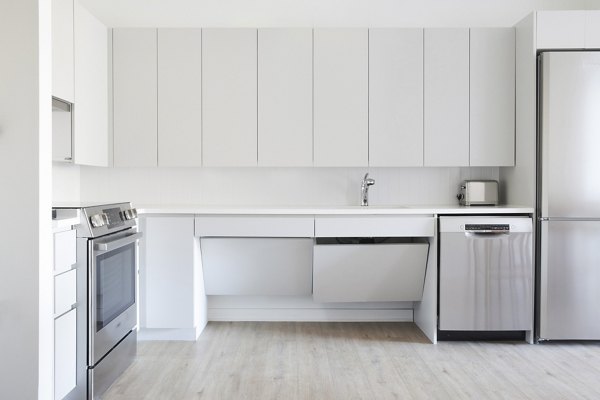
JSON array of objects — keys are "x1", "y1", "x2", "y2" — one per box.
[{"x1": 363, "y1": 172, "x2": 369, "y2": 181}]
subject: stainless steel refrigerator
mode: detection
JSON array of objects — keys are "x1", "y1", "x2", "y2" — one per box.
[{"x1": 538, "y1": 51, "x2": 600, "y2": 340}]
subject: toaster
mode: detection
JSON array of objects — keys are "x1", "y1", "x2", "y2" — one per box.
[{"x1": 457, "y1": 180, "x2": 498, "y2": 206}]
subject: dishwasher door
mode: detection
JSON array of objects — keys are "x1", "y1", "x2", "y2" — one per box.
[{"x1": 439, "y1": 217, "x2": 533, "y2": 331}]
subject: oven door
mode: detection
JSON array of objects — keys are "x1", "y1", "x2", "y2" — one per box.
[{"x1": 89, "y1": 229, "x2": 142, "y2": 366}]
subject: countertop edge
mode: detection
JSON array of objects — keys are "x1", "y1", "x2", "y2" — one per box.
[{"x1": 137, "y1": 205, "x2": 534, "y2": 215}]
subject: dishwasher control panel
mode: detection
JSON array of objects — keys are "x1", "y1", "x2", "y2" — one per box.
[{"x1": 464, "y1": 224, "x2": 510, "y2": 233}]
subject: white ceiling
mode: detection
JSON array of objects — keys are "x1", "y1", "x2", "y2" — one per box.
[{"x1": 80, "y1": 0, "x2": 597, "y2": 28}]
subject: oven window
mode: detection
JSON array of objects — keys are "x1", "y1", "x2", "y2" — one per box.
[{"x1": 96, "y1": 242, "x2": 136, "y2": 332}]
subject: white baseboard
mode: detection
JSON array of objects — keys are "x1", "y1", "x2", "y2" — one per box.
[{"x1": 208, "y1": 308, "x2": 413, "y2": 322}]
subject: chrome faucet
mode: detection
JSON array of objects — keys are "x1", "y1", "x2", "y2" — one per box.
[{"x1": 361, "y1": 173, "x2": 375, "y2": 206}]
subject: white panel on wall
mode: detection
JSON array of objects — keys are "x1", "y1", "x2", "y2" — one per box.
[
  {"x1": 470, "y1": 28, "x2": 515, "y2": 167},
  {"x1": 258, "y1": 28, "x2": 313, "y2": 167},
  {"x1": 158, "y1": 29, "x2": 202, "y2": 167},
  {"x1": 424, "y1": 28, "x2": 469, "y2": 167},
  {"x1": 113, "y1": 28, "x2": 158, "y2": 167},
  {"x1": 202, "y1": 28, "x2": 257, "y2": 167},
  {"x1": 314, "y1": 28, "x2": 368, "y2": 167},
  {"x1": 369, "y1": 28, "x2": 424, "y2": 167},
  {"x1": 74, "y1": 1, "x2": 108, "y2": 166}
]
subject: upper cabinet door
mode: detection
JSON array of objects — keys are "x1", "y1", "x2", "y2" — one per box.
[
  {"x1": 369, "y1": 28, "x2": 423, "y2": 167},
  {"x1": 424, "y1": 28, "x2": 469, "y2": 167},
  {"x1": 52, "y1": 0, "x2": 74, "y2": 103},
  {"x1": 158, "y1": 29, "x2": 202, "y2": 167},
  {"x1": 73, "y1": 2, "x2": 108, "y2": 166},
  {"x1": 258, "y1": 29, "x2": 313, "y2": 167},
  {"x1": 314, "y1": 29, "x2": 368, "y2": 167},
  {"x1": 202, "y1": 29, "x2": 257, "y2": 167},
  {"x1": 470, "y1": 28, "x2": 515, "y2": 167},
  {"x1": 537, "y1": 11, "x2": 585, "y2": 50},
  {"x1": 113, "y1": 29, "x2": 158, "y2": 167}
]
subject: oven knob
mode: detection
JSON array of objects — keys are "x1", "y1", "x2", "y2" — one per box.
[
  {"x1": 121, "y1": 209, "x2": 138, "y2": 220},
  {"x1": 90, "y1": 213, "x2": 107, "y2": 228}
]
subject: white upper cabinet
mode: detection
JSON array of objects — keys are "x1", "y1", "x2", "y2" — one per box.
[
  {"x1": 52, "y1": 0, "x2": 74, "y2": 103},
  {"x1": 113, "y1": 28, "x2": 158, "y2": 167},
  {"x1": 423, "y1": 28, "x2": 469, "y2": 167},
  {"x1": 369, "y1": 28, "x2": 423, "y2": 167},
  {"x1": 314, "y1": 28, "x2": 368, "y2": 167},
  {"x1": 537, "y1": 11, "x2": 585, "y2": 49},
  {"x1": 202, "y1": 29, "x2": 257, "y2": 167},
  {"x1": 258, "y1": 28, "x2": 313, "y2": 167},
  {"x1": 73, "y1": 1, "x2": 108, "y2": 166},
  {"x1": 158, "y1": 29, "x2": 202, "y2": 167},
  {"x1": 469, "y1": 28, "x2": 515, "y2": 167}
]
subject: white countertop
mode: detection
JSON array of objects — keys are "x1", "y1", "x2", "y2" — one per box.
[{"x1": 137, "y1": 204, "x2": 534, "y2": 215}]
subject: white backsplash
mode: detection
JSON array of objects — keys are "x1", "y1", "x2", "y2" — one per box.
[
  {"x1": 71, "y1": 166, "x2": 499, "y2": 207},
  {"x1": 52, "y1": 162, "x2": 81, "y2": 203}
]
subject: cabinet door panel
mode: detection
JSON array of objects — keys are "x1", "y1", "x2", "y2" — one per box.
[
  {"x1": 258, "y1": 28, "x2": 313, "y2": 166},
  {"x1": 74, "y1": 2, "x2": 108, "y2": 166},
  {"x1": 424, "y1": 28, "x2": 469, "y2": 167},
  {"x1": 142, "y1": 216, "x2": 196, "y2": 329},
  {"x1": 369, "y1": 28, "x2": 423, "y2": 167},
  {"x1": 201, "y1": 238, "x2": 313, "y2": 296},
  {"x1": 314, "y1": 29, "x2": 368, "y2": 167},
  {"x1": 113, "y1": 28, "x2": 158, "y2": 167},
  {"x1": 52, "y1": 0, "x2": 74, "y2": 102},
  {"x1": 158, "y1": 29, "x2": 203, "y2": 167},
  {"x1": 470, "y1": 28, "x2": 515, "y2": 166},
  {"x1": 55, "y1": 309, "x2": 76, "y2": 400},
  {"x1": 202, "y1": 29, "x2": 257, "y2": 166},
  {"x1": 54, "y1": 229, "x2": 76, "y2": 274}
]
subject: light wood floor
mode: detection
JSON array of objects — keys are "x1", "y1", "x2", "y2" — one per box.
[{"x1": 104, "y1": 322, "x2": 600, "y2": 400}]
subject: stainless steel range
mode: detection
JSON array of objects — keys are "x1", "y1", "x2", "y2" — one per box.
[{"x1": 55, "y1": 202, "x2": 142, "y2": 400}]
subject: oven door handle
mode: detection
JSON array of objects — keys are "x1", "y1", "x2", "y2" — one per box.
[{"x1": 94, "y1": 232, "x2": 143, "y2": 252}]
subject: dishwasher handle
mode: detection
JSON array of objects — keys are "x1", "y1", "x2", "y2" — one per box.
[{"x1": 464, "y1": 224, "x2": 510, "y2": 237}]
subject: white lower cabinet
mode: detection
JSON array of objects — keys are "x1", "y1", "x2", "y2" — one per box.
[
  {"x1": 313, "y1": 241, "x2": 429, "y2": 303},
  {"x1": 54, "y1": 229, "x2": 76, "y2": 274},
  {"x1": 54, "y1": 309, "x2": 76, "y2": 400},
  {"x1": 54, "y1": 269, "x2": 77, "y2": 316},
  {"x1": 201, "y1": 238, "x2": 313, "y2": 296},
  {"x1": 140, "y1": 216, "x2": 208, "y2": 340}
]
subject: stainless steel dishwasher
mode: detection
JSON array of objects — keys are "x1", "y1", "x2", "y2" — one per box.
[{"x1": 439, "y1": 216, "x2": 533, "y2": 331}]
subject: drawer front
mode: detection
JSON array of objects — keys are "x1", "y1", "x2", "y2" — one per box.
[
  {"x1": 314, "y1": 216, "x2": 434, "y2": 237},
  {"x1": 54, "y1": 269, "x2": 77, "y2": 316},
  {"x1": 201, "y1": 238, "x2": 313, "y2": 295},
  {"x1": 55, "y1": 308, "x2": 77, "y2": 400},
  {"x1": 313, "y1": 242, "x2": 429, "y2": 302},
  {"x1": 195, "y1": 215, "x2": 314, "y2": 237},
  {"x1": 54, "y1": 229, "x2": 77, "y2": 273}
]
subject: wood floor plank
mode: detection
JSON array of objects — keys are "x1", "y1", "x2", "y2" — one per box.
[{"x1": 103, "y1": 322, "x2": 600, "y2": 400}]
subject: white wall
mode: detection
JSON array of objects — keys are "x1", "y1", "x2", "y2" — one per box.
[
  {"x1": 79, "y1": 166, "x2": 499, "y2": 206},
  {"x1": 0, "y1": 0, "x2": 53, "y2": 399},
  {"x1": 79, "y1": 0, "x2": 592, "y2": 27}
]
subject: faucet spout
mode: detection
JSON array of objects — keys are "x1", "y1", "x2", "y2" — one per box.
[{"x1": 361, "y1": 173, "x2": 375, "y2": 206}]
